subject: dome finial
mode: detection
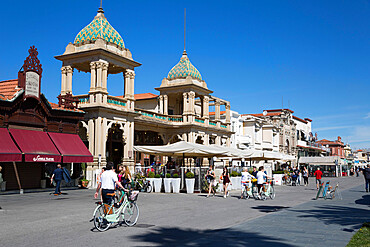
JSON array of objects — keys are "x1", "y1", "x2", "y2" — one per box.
[{"x1": 98, "y1": 0, "x2": 104, "y2": 13}]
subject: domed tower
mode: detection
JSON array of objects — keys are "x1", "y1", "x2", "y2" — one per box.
[
  {"x1": 156, "y1": 50, "x2": 213, "y2": 124},
  {"x1": 55, "y1": 6, "x2": 141, "y2": 183},
  {"x1": 55, "y1": 6, "x2": 141, "y2": 109}
]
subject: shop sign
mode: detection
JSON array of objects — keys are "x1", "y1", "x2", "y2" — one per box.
[
  {"x1": 31, "y1": 155, "x2": 56, "y2": 162},
  {"x1": 25, "y1": 71, "x2": 40, "y2": 98}
]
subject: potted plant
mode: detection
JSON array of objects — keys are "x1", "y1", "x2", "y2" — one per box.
[
  {"x1": 146, "y1": 171, "x2": 155, "y2": 188},
  {"x1": 153, "y1": 174, "x2": 162, "y2": 193},
  {"x1": 185, "y1": 171, "x2": 195, "y2": 194},
  {"x1": 164, "y1": 173, "x2": 172, "y2": 193},
  {"x1": 171, "y1": 173, "x2": 181, "y2": 193},
  {"x1": 230, "y1": 171, "x2": 241, "y2": 190},
  {"x1": 80, "y1": 178, "x2": 90, "y2": 188},
  {"x1": 80, "y1": 163, "x2": 89, "y2": 188}
]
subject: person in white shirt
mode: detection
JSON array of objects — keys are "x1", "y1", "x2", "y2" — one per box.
[
  {"x1": 240, "y1": 168, "x2": 255, "y2": 199},
  {"x1": 94, "y1": 162, "x2": 126, "y2": 204},
  {"x1": 256, "y1": 166, "x2": 268, "y2": 197}
]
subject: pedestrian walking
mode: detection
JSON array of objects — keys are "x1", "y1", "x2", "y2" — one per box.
[
  {"x1": 303, "y1": 167, "x2": 309, "y2": 186},
  {"x1": 222, "y1": 167, "x2": 231, "y2": 198},
  {"x1": 50, "y1": 164, "x2": 64, "y2": 195},
  {"x1": 251, "y1": 166, "x2": 258, "y2": 178},
  {"x1": 360, "y1": 164, "x2": 370, "y2": 192},
  {"x1": 314, "y1": 167, "x2": 323, "y2": 190},
  {"x1": 206, "y1": 165, "x2": 216, "y2": 198},
  {"x1": 256, "y1": 166, "x2": 267, "y2": 199},
  {"x1": 120, "y1": 165, "x2": 132, "y2": 189}
]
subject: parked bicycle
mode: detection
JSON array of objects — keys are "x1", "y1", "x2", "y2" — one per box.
[
  {"x1": 92, "y1": 189, "x2": 139, "y2": 232},
  {"x1": 259, "y1": 179, "x2": 275, "y2": 200},
  {"x1": 133, "y1": 174, "x2": 152, "y2": 193},
  {"x1": 282, "y1": 173, "x2": 292, "y2": 185}
]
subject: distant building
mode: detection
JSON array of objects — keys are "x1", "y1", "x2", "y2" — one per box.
[{"x1": 317, "y1": 137, "x2": 345, "y2": 158}]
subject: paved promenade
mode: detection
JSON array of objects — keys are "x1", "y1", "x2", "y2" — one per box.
[{"x1": 0, "y1": 176, "x2": 368, "y2": 246}]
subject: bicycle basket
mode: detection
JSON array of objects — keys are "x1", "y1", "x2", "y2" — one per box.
[{"x1": 129, "y1": 191, "x2": 139, "y2": 201}]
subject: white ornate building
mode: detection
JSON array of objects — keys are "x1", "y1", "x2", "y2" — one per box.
[{"x1": 54, "y1": 7, "x2": 232, "y2": 184}]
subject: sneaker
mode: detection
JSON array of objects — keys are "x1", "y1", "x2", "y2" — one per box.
[
  {"x1": 206, "y1": 195, "x2": 209, "y2": 198},
  {"x1": 227, "y1": 191, "x2": 229, "y2": 197},
  {"x1": 54, "y1": 193, "x2": 59, "y2": 196},
  {"x1": 223, "y1": 195, "x2": 226, "y2": 198},
  {"x1": 58, "y1": 192, "x2": 62, "y2": 195}
]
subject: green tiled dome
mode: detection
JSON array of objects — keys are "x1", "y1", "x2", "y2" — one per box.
[
  {"x1": 74, "y1": 10, "x2": 125, "y2": 48},
  {"x1": 167, "y1": 51, "x2": 202, "y2": 81}
]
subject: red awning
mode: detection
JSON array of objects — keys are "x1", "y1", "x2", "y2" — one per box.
[
  {"x1": 9, "y1": 129, "x2": 61, "y2": 162},
  {"x1": 0, "y1": 128, "x2": 22, "y2": 162},
  {"x1": 48, "y1": 132, "x2": 93, "y2": 163}
]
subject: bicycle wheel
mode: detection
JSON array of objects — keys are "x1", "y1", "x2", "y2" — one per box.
[
  {"x1": 146, "y1": 183, "x2": 152, "y2": 193},
  {"x1": 93, "y1": 204, "x2": 112, "y2": 232},
  {"x1": 241, "y1": 189, "x2": 249, "y2": 199},
  {"x1": 269, "y1": 186, "x2": 275, "y2": 200},
  {"x1": 123, "y1": 202, "x2": 139, "y2": 226},
  {"x1": 252, "y1": 186, "x2": 259, "y2": 199}
]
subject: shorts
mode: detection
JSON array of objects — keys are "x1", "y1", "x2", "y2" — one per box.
[
  {"x1": 102, "y1": 189, "x2": 115, "y2": 204},
  {"x1": 316, "y1": 179, "x2": 322, "y2": 185}
]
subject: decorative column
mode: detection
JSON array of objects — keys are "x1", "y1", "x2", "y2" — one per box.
[
  {"x1": 96, "y1": 62, "x2": 102, "y2": 90},
  {"x1": 95, "y1": 117, "x2": 102, "y2": 157},
  {"x1": 101, "y1": 62, "x2": 108, "y2": 92},
  {"x1": 65, "y1": 66, "x2": 73, "y2": 94},
  {"x1": 90, "y1": 62, "x2": 96, "y2": 91},
  {"x1": 129, "y1": 70, "x2": 135, "y2": 99},
  {"x1": 215, "y1": 100, "x2": 221, "y2": 121},
  {"x1": 203, "y1": 96, "x2": 209, "y2": 124},
  {"x1": 188, "y1": 91, "x2": 195, "y2": 123},
  {"x1": 225, "y1": 103, "x2": 231, "y2": 123},
  {"x1": 163, "y1": 95, "x2": 168, "y2": 115},
  {"x1": 183, "y1": 92, "x2": 188, "y2": 114},
  {"x1": 124, "y1": 71, "x2": 130, "y2": 98},
  {"x1": 88, "y1": 119, "x2": 95, "y2": 155},
  {"x1": 60, "y1": 67, "x2": 67, "y2": 96},
  {"x1": 159, "y1": 95, "x2": 163, "y2": 114}
]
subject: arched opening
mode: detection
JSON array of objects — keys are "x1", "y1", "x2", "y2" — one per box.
[
  {"x1": 195, "y1": 135, "x2": 204, "y2": 144},
  {"x1": 286, "y1": 139, "x2": 290, "y2": 154},
  {"x1": 78, "y1": 122, "x2": 89, "y2": 148},
  {"x1": 106, "y1": 123, "x2": 124, "y2": 168}
]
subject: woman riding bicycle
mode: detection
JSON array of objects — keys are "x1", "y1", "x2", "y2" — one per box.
[{"x1": 256, "y1": 166, "x2": 269, "y2": 199}]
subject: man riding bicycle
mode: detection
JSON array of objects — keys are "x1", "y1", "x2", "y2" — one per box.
[
  {"x1": 240, "y1": 167, "x2": 255, "y2": 199},
  {"x1": 94, "y1": 162, "x2": 127, "y2": 205}
]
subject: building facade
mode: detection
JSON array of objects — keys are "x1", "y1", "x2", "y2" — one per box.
[{"x1": 54, "y1": 7, "x2": 232, "y2": 185}]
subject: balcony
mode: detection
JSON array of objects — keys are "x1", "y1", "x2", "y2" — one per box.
[
  {"x1": 73, "y1": 94, "x2": 128, "y2": 109},
  {"x1": 135, "y1": 108, "x2": 229, "y2": 130}
]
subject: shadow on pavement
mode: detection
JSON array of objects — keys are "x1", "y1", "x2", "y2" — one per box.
[
  {"x1": 251, "y1": 205, "x2": 290, "y2": 213},
  {"x1": 129, "y1": 226, "x2": 295, "y2": 247},
  {"x1": 294, "y1": 205, "x2": 369, "y2": 230},
  {"x1": 355, "y1": 194, "x2": 370, "y2": 207}
]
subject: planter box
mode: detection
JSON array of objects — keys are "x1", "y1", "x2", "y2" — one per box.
[
  {"x1": 185, "y1": 178, "x2": 195, "y2": 194},
  {"x1": 164, "y1": 178, "x2": 172, "y2": 193},
  {"x1": 40, "y1": 179, "x2": 46, "y2": 189},
  {"x1": 146, "y1": 177, "x2": 154, "y2": 188},
  {"x1": 273, "y1": 174, "x2": 283, "y2": 185},
  {"x1": 230, "y1": 177, "x2": 241, "y2": 190},
  {"x1": 153, "y1": 178, "x2": 162, "y2": 193},
  {"x1": 171, "y1": 178, "x2": 181, "y2": 193}
]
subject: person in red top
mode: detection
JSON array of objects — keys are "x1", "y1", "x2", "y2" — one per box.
[{"x1": 314, "y1": 167, "x2": 323, "y2": 190}]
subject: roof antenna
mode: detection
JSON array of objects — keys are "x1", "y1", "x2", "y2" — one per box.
[{"x1": 183, "y1": 8, "x2": 187, "y2": 55}]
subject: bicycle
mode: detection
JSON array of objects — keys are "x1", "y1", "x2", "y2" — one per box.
[
  {"x1": 282, "y1": 173, "x2": 291, "y2": 185},
  {"x1": 259, "y1": 179, "x2": 275, "y2": 200},
  {"x1": 241, "y1": 180, "x2": 259, "y2": 199},
  {"x1": 92, "y1": 189, "x2": 139, "y2": 232},
  {"x1": 133, "y1": 174, "x2": 152, "y2": 193}
]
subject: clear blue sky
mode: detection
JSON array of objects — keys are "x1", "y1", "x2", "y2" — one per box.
[{"x1": 1, "y1": 0, "x2": 369, "y2": 149}]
